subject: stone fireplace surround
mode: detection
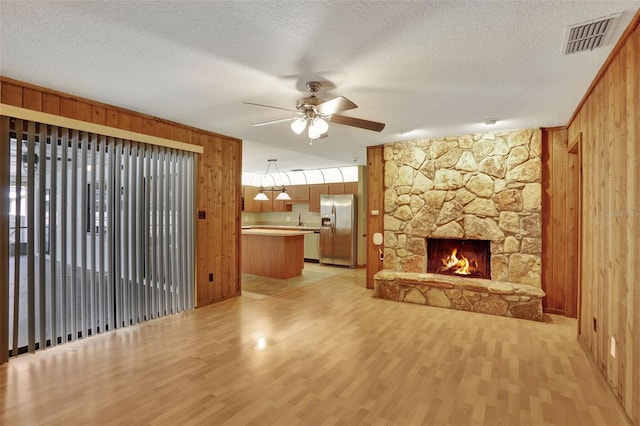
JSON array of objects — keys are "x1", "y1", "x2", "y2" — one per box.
[{"x1": 373, "y1": 128, "x2": 545, "y2": 320}]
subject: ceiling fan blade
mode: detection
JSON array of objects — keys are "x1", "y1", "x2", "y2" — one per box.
[
  {"x1": 252, "y1": 117, "x2": 295, "y2": 127},
  {"x1": 316, "y1": 96, "x2": 357, "y2": 115},
  {"x1": 243, "y1": 101, "x2": 298, "y2": 113},
  {"x1": 331, "y1": 114, "x2": 385, "y2": 132}
]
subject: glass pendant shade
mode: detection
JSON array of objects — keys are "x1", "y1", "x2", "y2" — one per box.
[
  {"x1": 253, "y1": 190, "x2": 269, "y2": 201},
  {"x1": 290, "y1": 117, "x2": 307, "y2": 134},
  {"x1": 275, "y1": 189, "x2": 291, "y2": 201}
]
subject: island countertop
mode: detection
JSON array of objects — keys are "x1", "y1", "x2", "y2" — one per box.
[
  {"x1": 241, "y1": 229, "x2": 311, "y2": 279},
  {"x1": 241, "y1": 225, "x2": 320, "y2": 232}
]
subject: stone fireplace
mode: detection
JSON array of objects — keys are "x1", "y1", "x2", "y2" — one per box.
[{"x1": 374, "y1": 128, "x2": 545, "y2": 321}]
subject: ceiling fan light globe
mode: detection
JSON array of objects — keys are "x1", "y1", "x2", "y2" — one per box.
[
  {"x1": 308, "y1": 124, "x2": 322, "y2": 140},
  {"x1": 290, "y1": 117, "x2": 307, "y2": 134},
  {"x1": 314, "y1": 117, "x2": 329, "y2": 134}
]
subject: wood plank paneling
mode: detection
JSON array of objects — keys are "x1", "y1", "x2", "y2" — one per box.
[
  {"x1": 76, "y1": 101, "x2": 92, "y2": 122},
  {"x1": 366, "y1": 146, "x2": 384, "y2": 289},
  {"x1": 129, "y1": 115, "x2": 143, "y2": 133},
  {"x1": 541, "y1": 127, "x2": 578, "y2": 317},
  {"x1": 105, "y1": 108, "x2": 118, "y2": 128},
  {"x1": 22, "y1": 88, "x2": 42, "y2": 111},
  {"x1": 42, "y1": 93, "x2": 60, "y2": 115},
  {"x1": 59, "y1": 97, "x2": 76, "y2": 118},
  {"x1": 1, "y1": 82, "x2": 22, "y2": 106},
  {"x1": 0, "y1": 117, "x2": 10, "y2": 363},
  {"x1": 1, "y1": 76, "x2": 242, "y2": 312},
  {"x1": 91, "y1": 105, "x2": 106, "y2": 125},
  {"x1": 566, "y1": 14, "x2": 640, "y2": 425}
]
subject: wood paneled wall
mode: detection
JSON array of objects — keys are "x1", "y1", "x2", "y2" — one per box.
[
  {"x1": 366, "y1": 145, "x2": 384, "y2": 289},
  {"x1": 541, "y1": 127, "x2": 579, "y2": 317},
  {"x1": 0, "y1": 117, "x2": 9, "y2": 363},
  {"x1": 0, "y1": 76, "x2": 242, "y2": 308},
  {"x1": 567, "y1": 14, "x2": 640, "y2": 425}
]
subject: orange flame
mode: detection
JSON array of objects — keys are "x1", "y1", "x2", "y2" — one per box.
[{"x1": 441, "y1": 248, "x2": 478, "y2": 276}]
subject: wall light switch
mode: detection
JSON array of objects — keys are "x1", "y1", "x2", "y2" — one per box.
[
  {"x1": 610, "y1": 337, "x2": 616, "y2": 358},
  {"x1": 371, "y1": 210, "x2": 380, "y2": 216}
]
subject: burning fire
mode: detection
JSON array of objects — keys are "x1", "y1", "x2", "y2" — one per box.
[{"x1": 440, "y1": 248, "x2": 479, "y2": 276}]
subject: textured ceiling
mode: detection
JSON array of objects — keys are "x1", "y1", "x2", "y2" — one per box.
[{"x1": 1, "y1": 1, "x2": 638, "y2": 173}]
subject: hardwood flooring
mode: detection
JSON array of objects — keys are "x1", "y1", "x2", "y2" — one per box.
[{"x1": 0, "y1": 265, "x2": 631, "y2": 425}]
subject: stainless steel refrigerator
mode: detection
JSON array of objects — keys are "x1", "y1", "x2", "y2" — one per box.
[{"x1": 320, "y1": 194, "x2": 357, "y2": 267}]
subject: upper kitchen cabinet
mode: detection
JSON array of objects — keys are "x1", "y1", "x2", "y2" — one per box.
[
  {"x1": 243, "y1": 186, "x2": 274, "y2": 212},
  {"x1": 328, "y1": 183, "x2": 345, "y2": 194},
  {"x1": 344, "y1": 182, "x2": 358, "y2": 195},
  {"x1": 271, "y1": 192, "x2": 287, "y2": 212},
  {"x1": 243, "y1": 186, "x2": 261, "y2": 212},
  {"x1": 309, "y1": 184, "x2": 329, "y2": 212},
  {"x1": 326, "y1": 182, "x2": 358, "y2": 195},
  {"x1": 286, "y1": 185, "x2": 310, "y2": 202}
]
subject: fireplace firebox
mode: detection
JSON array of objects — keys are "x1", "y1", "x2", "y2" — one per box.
[{"x1": 426, "y1": 238, "x2": 491, "y2": 279}]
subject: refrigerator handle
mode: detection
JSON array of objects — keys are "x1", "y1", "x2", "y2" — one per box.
[{"x1": 332, "y1": 204, "x2": 336, "y2": 233}]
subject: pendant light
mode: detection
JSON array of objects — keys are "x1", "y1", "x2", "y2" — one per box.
[
  {"x1": 252, "y1": 159, "x2": 292, "y2": 201},
  {"x1": 253, "y1": 190, "x2": 269, "y2": 201}
]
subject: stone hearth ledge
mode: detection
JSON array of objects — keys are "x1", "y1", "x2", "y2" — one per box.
[{"x1": 373, "y1": 270, "x2": 545, "y2": 321}]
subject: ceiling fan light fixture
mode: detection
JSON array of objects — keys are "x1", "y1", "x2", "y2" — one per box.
[
  {"x1": 290, "y1": 117, "x2": 307, "y2": 134},
  {"x1": 247, "y1": 81, "x2": 385, "y2": 138}
]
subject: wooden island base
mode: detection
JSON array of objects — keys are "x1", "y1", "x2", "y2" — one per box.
[{"x1": 241, "y1": 229, "x2": 312, "y2": 279}]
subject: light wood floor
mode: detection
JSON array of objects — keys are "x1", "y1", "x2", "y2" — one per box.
[{"x1": 0, "y1": 265, "x2": 631, "y2": 425}]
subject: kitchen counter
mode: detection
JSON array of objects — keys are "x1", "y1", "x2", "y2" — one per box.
[
  {"x1": 242, "y1": 225, "x2": 320, "y2": 232},
  {"x1": 241, "y1": 229, "x2": 312, "y2": 279}
]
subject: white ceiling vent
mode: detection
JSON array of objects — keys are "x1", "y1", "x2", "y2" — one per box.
[{"x1": 562, "y1": 13, "x2": 621, "y2": 55}]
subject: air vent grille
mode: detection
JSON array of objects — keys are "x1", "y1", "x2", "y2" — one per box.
[{"x1": 563, "y1": 14, "x2": 620, "y2": 55}]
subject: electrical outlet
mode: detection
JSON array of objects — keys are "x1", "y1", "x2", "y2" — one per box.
[
  {"x1": 208, "y1": 273, "x2": 214, "y2": 282},
  {"x1": 286, "y1": 216, "x2": 291, "y2": 221},
  {"x1": 610, "y1": 337, "x2": 616, "y2": 358}
]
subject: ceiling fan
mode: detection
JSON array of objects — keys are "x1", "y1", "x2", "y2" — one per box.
[{"x1": 244, "y1": 81, "x2": 385, "y2": 140}]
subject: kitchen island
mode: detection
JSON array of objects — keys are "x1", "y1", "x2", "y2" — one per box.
[{"x1": 241, "y1": 229, "x2": 313, "y2": 279}]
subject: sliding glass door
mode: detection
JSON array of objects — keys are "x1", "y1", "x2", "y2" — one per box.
[{"x1": 3, "y1": 116, "x2": 195, "y2": 357}]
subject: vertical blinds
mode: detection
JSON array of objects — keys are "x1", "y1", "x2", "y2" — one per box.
[{"x1": 1, "y1": 116, "x2": 196, "y2": 358}]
